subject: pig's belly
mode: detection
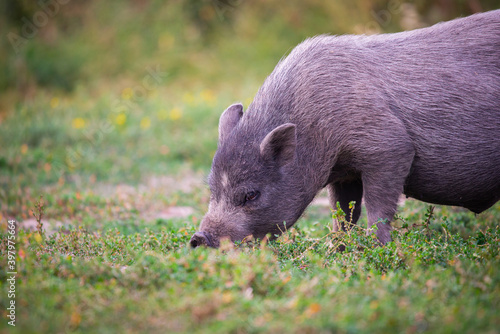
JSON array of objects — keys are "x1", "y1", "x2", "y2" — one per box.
[{"x1": 403, "y1": 162, "x2": 500, "y2": 214}]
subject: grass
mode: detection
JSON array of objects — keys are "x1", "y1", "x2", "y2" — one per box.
[
  {"x1": 1, "y1": 1, "x2": 500, "y2": 333},
  {"x1": 1, "y1": 199, "x2": 499, "y2": 333}
]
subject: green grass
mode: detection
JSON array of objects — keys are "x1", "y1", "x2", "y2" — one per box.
[
  {"x1": 1, "y1": 201, "x2": 499, "y2": 333},
  {"x1": 1, "y1": 1, "x2": 500, "y2": 333}
]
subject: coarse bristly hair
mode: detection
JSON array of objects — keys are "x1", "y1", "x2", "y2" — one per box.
[{"x1": 191, "y1": 10, "x2": 500, "y2": 248}]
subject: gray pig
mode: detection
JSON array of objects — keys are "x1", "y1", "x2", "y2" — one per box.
[{"x1": 191, "y1": 10, "x2": 500, "y2": 248}]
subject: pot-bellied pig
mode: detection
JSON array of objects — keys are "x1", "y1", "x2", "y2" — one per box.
[{"x1": 191, "y1": 10, "x2": 500, "y2": 248}]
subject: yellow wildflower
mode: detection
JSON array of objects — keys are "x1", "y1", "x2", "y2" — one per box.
[
  {"x1": 72, "y1": 118, "x2": 86, "y2": 129},
  {"x1": 122, "y1": 87, "x2": 133, "y2": 100},
  {"x1": 200, "y1": 89, "x2": 216, "y2": 105},
  {"x1": 50, "y1": 97, "x2": 60, "y2": 108},
  {"x1": 140, "y1": 117, "x2": 151, "y2": 129},
  {"x1": 158, "y1": 33, "x2": 175, "y2": 51},
  {"x1": 169, "y1": 107, "x2": 182, "y2": 120},
  {"x1": 115, "y1": 113, "x2": 127, "y2": 125},
  {"x1": 182, "y1": 92, "x2": 195, "y2": 106}
]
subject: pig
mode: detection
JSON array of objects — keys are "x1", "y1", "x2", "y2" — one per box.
[{"x1": 190, "y1": 10, "x2": 500, "y2": 248}]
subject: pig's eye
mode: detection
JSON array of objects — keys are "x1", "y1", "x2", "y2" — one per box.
[{"x1": 245, "y1": 191, "x2": 260, "y2": 203}]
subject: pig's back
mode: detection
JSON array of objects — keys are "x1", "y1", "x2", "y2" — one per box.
[
  {"x1": 248, "y1": 11, "x2": 500, "y2": 211},
  {"x1": 368, "y1": 11, "x2": 500, "y2": 211}
]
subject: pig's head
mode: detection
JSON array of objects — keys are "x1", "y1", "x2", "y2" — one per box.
[{"x1": 190, "y1": 103, "x2": 308, "y2": 248}]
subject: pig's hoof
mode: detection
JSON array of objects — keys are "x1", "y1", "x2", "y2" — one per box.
[{"x1": 190, "y1": 232, "x2": 211, "y2": 248}]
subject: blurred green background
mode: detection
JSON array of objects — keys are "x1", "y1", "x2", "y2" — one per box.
[
  {"x1": 2, "y1": 0, "x2": 499, "y2": 96},
  {"x1": 1, "y1": 0, "x2": 499, "y2": 219}
]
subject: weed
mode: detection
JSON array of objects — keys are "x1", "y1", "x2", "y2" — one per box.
[{"x1": 32, "y1": 195, "x2": 45, "y2": 237}]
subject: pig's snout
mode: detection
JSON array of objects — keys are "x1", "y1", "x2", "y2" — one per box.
[{"x1": 190, "y1": 231, "x2": 213, "y2": 248}]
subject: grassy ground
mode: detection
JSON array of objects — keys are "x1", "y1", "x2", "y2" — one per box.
[
  {"x1": 1, "y1": 188, "x2": 499, "y2": 333},
  {"x1": 1, "y1": 1, "x2": 500, "y2": 333}
]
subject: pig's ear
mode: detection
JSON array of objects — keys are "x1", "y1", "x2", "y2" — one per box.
[
  {"x1": 260, "y1": 123, "x2": 296, "y2": 167},
  {"x1": 219, "y1": 103, "x2": 243, "y2": 144}
]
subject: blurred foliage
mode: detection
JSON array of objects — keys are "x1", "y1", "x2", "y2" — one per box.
[{"x1": 1, "y1": 0, "x2": 499, "y2": 96}]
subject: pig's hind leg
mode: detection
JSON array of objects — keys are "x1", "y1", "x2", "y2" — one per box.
[
  {"x1": 361, "y1": 144, "x2": 415, "y2": 244},
  {"x1": 327, "y1": 179, "x2": 363, "y2": 232}
]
